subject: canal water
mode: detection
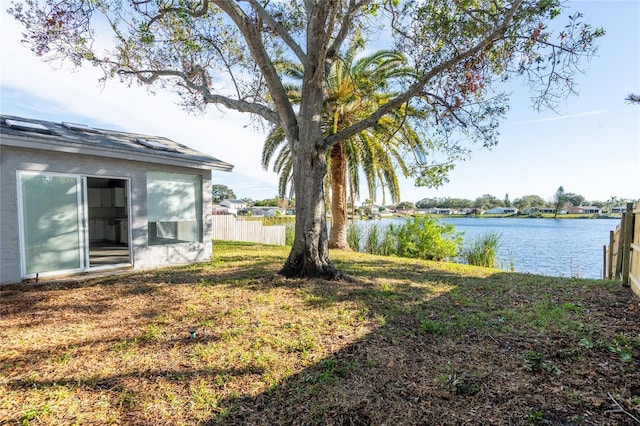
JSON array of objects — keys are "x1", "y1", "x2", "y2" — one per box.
[{"x1": 354, "y1": 217, "x2": 621, "y2": 279}]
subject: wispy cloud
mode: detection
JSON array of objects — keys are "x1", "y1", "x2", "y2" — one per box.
[{"x1": 509, "y1": 109, "x2": 608, "y2": 126}]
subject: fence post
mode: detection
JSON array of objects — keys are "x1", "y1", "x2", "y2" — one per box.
[
  {"x1": 608, "y1": 230, "x2": 614, "y2": 279},
  {"x1": 615, "y1": 214, "x2": 627, "y2": 280},
  {"x1": 622, "y1": 202, "x2": 634, "y2": 286},
  {"x1": 603, "y1": 245, "x2": 607, "y2": 280},
  {"x1": 631, "y1": 204, "x2": 640, "y2": 293}
]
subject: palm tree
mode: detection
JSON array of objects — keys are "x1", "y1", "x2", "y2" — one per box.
[
  {"x1": 626, "y1": 93, "x2": 640, "y2": 104},
  {"x1": 263, "y1": 37, "x2": 432, "y2": 249}
]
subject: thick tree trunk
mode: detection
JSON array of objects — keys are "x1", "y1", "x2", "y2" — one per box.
[
  {"x1": 328, "y1": 142, "x2": 350, "y2": 250},
  {"x1": 279, "y1": 82, "x2": 343, "y2": 279},
  {"x1": 279, "y1": 137, "x2": 343, "y2": 279}
]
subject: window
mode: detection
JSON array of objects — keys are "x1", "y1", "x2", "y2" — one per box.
[{"x1": 147, "y1": 172, "x2": 202, "y2": 245}]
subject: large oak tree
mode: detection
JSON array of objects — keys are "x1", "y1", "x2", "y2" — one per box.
[{"x1": 10, "y1": 0, "x2": 603, "y2": 279}]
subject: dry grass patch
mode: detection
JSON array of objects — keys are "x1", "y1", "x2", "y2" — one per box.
[{"x1": 2, "y1": 241, "x2": 640, "y2": 425}]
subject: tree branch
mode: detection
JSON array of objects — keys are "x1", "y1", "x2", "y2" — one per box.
[
  {"x1": 244, "y1": 0, "x2": 306, "y2": 63},
  {"x1": 212, "y1": 0, "x2": 298, "y2": 138},
  {"x1": 140, "y1": 0, "x2": 210, "y2": 27},
  {"x1": 605, "y1": 392, "x2": 640, "y2": 423},
  {"x1": 327, "y1": 0, "x2": 371, "y2": 60},
  {"x1": 118, "y1": 68, "x2": 280, "y2": 123},
  {"x1": 323, "y1": 0, "x2": 524, "y2": 149},
  {"x1": 421, "y1": 92, "x2": 468, "y2": 128}
]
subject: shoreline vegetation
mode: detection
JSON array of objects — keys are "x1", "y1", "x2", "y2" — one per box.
[
  {"x1": 378, "y1": 213, "x2": 622, "y2": 220},
  {"x1": 424, "y1": 214, "x2": 620, "y2": 219},
  {"x1": 2, "y1": 241, "x2": 638, "y2": 425},
  {"x1": 260, "y1": 213, "x2": 623, "y2": 223}
]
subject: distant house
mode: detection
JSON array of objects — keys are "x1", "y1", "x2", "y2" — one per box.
[
  {"x1": 0, "y1": 115, "x2": 233, "y2": 285},
  {"x1": 253, "y1": 207, "x2": 285, "y2": 217},
  {"x1": 610, "y1": 206, "x2": 627, "y2": 214},
  {"x1": 221, "y1": 199, "x2": 248, "y2": 210},
  {"x1": 537, "y1": 207, "x2": 556, "y2": 214},
  {"x1": 483, "y1": 207, "x2": 518, "y2": 215},
  {"x1": 522, "y1": 208, "x2": 539, "y2": 215},
  {"x1": 434, "y1": 208, "x2": 453, "y2": 215},
  {"x1": 394, "y1": 208, "x2": 414, "y2": 215},
  {"x1": 568, "y1": 206, "x2": 601, "y2": 215},
  {"x1": 212, "y1": 205, "x2": 236, "y2": 215},
  {"x1": 463, "y1": 208, "x2": 482, "y2": 215}
]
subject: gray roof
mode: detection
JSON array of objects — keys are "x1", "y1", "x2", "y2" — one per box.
[{"x1": 0, "y1": 114, "x2": 233, "y2": 172}]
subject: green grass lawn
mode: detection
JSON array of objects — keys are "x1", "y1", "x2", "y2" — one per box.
[{"x1": 1, "y1": 241, "x2": 639, "y2": 425}]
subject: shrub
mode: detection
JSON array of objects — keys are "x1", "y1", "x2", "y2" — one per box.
[
  {"x1": 347, "y1": 223, "x2": 363, "y2": 251},
  {"x1": 262, "y1": 216, "x2": 294, "y2": 226},
  {"x1": 392, "y1": 216, "x2": 462, "y2": 261},
  {"x1": 461, "y1": 232, "x2": 500, "y2": 268},
  {"x1": 365, "y1": 223, "x2": 382, "y2": 255},
  {"x1": 285, "y1": 223, "x2": 295, "y2": 246},
  {"x1": 378, "y1": 226, "x2": 397, "y2": 256},
  {"x1": 345, "y1": 217, "x2": 461, "y2": 261}
]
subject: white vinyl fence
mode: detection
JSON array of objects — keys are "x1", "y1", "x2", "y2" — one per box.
[{"x1": 212, "y1": 215, "x2": 286, "y2": 246}]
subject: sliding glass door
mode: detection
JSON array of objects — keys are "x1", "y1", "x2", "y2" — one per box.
[{"x1": 18, "y1": 172, "x2": 86, "y2": 277}]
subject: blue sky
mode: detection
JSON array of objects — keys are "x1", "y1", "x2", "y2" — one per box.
[{"x1": 1, "y1": 1, "x2": 638, "y2": 204}]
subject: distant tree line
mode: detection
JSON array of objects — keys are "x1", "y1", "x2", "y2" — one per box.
[
  {"x1": 216, "y1": 183, "x2": 635, "y2": 214},
  {"x1": 416, "y1": 193, "x2": 636, "y2": 212}
]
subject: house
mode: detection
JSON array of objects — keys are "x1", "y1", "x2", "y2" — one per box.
[
  {"x1": 611, "y1": 206, "x2": 627, "y2": 214},
  {"x1": 221, "y1": 199, "x2": 248, "y2": 211},
  {"x1": 537, "y1": 207, "x2": 556, "y2": 214},
  {"x1": 483, "y1": 207, "x2": 519, "y2": 215},
  {"x1": 0, "y1": 115, "x2": 233, "y2": 285},
  {"x1": 568, "y1": 206, "x2": 601, "y2": 215},
  {"x1": 434, "y1": 208, "x2": 453, "y2": 215},
  {"x1": 212, "y1": 205, "x2": 236, "y2": 215},
  {"x1": 462, "y1": 208, "x2": 482, "y2": 215},
  {"x1": 522, "y1": 207, "x2": 540, "y2": 215}
]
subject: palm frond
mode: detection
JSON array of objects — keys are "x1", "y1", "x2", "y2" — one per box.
[
  {"x1": 262, "y1": 37, "x2": 441, "y2": 210},
  {"x1": 262, "y1": 127, "x2": 287, "y2": 170}
]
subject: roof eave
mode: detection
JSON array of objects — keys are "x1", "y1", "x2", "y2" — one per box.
[{"x1": 0, "y1": 133, "x2": 234, "y2": 172}]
